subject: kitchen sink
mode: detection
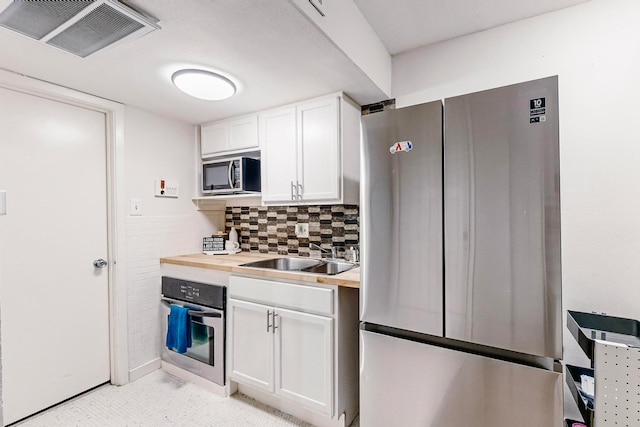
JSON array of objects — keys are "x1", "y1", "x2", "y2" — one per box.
[
  {"x1": 240, "y1": 257, "x2": 356, "y2": 275},
  {"x1": 301, "y1": 260, "x2": 356, "y2": 275},
  {"x1": 241, "y1": 257, "x2": 323, "y2": 271}
]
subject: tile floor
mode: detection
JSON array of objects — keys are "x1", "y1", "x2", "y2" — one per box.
[{"x1": 14, "y1": 370, "x2": 360, "y2": 427}]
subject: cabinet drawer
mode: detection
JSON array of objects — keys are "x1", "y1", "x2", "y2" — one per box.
[{"x1": 229, "y1": 276, "x2": 333, "y2": 316}]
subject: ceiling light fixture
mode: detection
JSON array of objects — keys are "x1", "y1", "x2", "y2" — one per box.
[{"x1": 171, "y1": 69, "x2": 237, "y2": 100}]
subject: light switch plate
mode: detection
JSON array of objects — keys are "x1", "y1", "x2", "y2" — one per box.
[
  {"x1": 295, "y1": 223, "x2": 309, "y2": 238},
  {"x1": 130, "y1": 199, "x2": 142, "y2": 216},
  {"x1": 155, "y1": 179, "x2": 179, "y2": 198}
]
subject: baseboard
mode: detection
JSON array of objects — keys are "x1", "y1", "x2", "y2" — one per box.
[
  {"x1": 128, "y1": 358, "x2": 161, "y2": 382},
  {"x1": 236, "y1": 383, "x2": 346, "y2": 427},
  {"x1": 161, "y1": 361, "x2": 234, "y2": 398}
]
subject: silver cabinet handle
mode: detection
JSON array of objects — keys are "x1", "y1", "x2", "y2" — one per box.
[
  {"x1": 272, "y1": 312, "x2": 278, "y2": 333},
  {"x1": 297, "y1": 181, "x2": 303, "y2": 200},
  {"x1": 93, "y1": 258, "x2": 108, "y2": 268},
  {"x1": 291, "y1": 181, "x2": 296, "y2": 201},
  {"x1": 267, "y1": 310, "x2": 272, "y2": 332}
]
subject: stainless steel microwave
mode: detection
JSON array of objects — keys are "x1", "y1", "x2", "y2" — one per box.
[{"x1": 202, "y1": 157, "x2": 261, "y2": 195}]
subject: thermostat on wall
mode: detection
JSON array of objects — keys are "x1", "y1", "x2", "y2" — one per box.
[{"x1": 155, "y1": 179, "x2": 179, "y2": 198}]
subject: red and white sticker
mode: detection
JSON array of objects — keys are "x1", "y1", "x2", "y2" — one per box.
[{"x1": 390, "y1": 141, "x2": 413, "y2": 154}]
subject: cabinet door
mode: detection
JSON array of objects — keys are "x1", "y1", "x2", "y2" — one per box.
[
  {"x1": 228, "y1": 298, "x2": 274, "y2": 392},
  {"x1": 274, "y1": 307, "x2": 334, "y2": 415},
  {"x1": 260, "y1": 107, "x2": 298, "y2": 203},
  {"x1": 298, "y1": 96, "x2": 340, "y2": 201},
  {"x1": 228, "y1": 114, "x2": 259, "y2": 151},
  {"x1": 201, "y1": 121, "x2": 228, "y2": 157}
]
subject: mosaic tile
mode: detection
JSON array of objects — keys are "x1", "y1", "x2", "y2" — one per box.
[{"x1": 225, "y1": 204, "x2": 359, "y2": 256}]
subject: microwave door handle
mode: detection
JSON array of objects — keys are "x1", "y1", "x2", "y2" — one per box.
[{"x1": 228, "y1": 162, "x2": 234, "y2": 189}]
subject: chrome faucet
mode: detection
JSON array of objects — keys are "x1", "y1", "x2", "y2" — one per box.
[{"x1": 309, "y1": 243, "x2": 338, "y2": 259}]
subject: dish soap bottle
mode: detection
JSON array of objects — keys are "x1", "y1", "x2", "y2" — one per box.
[{"x1": 229, "y1": 226, "x2": 238, "y2": 243}]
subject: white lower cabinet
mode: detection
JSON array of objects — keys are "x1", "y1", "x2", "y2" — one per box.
[
  {"x1": 228, "y1": 298, "x2": 334, "y2": 415},
  {"x1": 228, "y1": 275, "x2": 359, "y2": 425},
  {"x1": 228, "y1": 299, "x2": 274, "y2": 392},
  {"x1": 275, "y1": 307, "x2": 333, "y2": 415}
]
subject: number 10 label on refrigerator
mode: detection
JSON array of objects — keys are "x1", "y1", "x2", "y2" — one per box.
[{"x1": 530, "y1": 97, "x2": 546, "y2": 123}]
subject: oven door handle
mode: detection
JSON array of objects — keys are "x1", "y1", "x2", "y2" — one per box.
[
  {"x1": 188, "y1": 310, "x2": 221, "y2": 318},
  {"x1": 161, "y1": 297, "x2": 222, "y2": 318}
]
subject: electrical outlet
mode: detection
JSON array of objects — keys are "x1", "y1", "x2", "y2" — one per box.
[{"x1": 295, "y1": 223, "x2": 309, "y2": 238}]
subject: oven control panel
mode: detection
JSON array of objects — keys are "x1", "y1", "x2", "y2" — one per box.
[
  {"x1": 161, "y1": 276, "x2": 225, "y2": 310},
  {"x1": 179, "y1": 282, "x2": 201, "y2": 299}
]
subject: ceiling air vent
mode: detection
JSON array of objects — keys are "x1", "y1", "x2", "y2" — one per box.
[{"x1": 0, "y1": 0, "x2": 160, "y2": 58}]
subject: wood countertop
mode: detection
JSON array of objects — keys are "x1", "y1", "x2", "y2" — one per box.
[{"x1": 160, "y1": 252, "x2": 360, "y2": 289}]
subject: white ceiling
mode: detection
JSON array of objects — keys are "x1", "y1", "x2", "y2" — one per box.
[
  {"x1": 354, "y1": 0, "x2": 589, "y2": 55},
  {"x1": 0, "y1": 0, "x2": 589, "y2": 125}
]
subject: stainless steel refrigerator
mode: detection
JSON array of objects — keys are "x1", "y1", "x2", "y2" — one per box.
[{"x1": 360, "y1": 76, "x2": 563, "y2": 426}]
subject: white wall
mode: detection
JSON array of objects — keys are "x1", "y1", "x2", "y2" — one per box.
[
  {"x1": 124, "y1": 106, "x2": 224, "y2": 376},
  {"x1": 392, "y1": 0, "x2": 640, "y2": 419}
]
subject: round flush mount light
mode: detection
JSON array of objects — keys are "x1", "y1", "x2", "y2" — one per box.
[{"x1": 171, "y1": 69, "x2": 237, "y2": 100}]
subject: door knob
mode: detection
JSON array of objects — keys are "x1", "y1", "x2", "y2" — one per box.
[{"x1": 93, "y1": 258, "x2": 108, "y2": 268}]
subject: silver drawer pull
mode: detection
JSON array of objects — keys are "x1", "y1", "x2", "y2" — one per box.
[
  {"x1": 272, "y1": 312, "x2": 278, "y2": 333},
  {"x1": 267, "y1": 310, "x2": 272, "y2": 332}
]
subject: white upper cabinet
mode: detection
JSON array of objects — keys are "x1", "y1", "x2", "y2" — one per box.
[
  {"x1": 260, "y1": 93, "x2": 360, "y2": 205},
  {"x1": 260, "y1": 107, "x2": 297, "y2": 203},
  {"x1": 201, "y1": 114, "x2": 259, "y2": 158},
  {"x1": 298, "y1": 97, "x2": 339, "y2": 201},
  {"x1": 201, "y1": 121, "x2": 228, "y2": 156}
]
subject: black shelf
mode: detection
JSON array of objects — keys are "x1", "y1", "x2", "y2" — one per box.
[
  {"x1": 565, "y1": 364, "x2": 594, "y2": 427},
  {"x1": 567, "y1": 310, "x2": 640, "y2": 361}
]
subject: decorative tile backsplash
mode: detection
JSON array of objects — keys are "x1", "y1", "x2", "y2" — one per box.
[{"x1": 225, "y1": 205, "x2": 359, "y2": 258}]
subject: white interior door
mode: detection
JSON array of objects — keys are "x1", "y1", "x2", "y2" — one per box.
[{"x1": 0, "y1": 86, "x2": 110, "y2": 425}]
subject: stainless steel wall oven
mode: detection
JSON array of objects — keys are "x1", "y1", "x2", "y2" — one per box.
[{"x1": 161, "y1": 276, "x2": 225, "y2": 385}]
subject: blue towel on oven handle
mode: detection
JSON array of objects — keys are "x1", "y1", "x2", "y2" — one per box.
[{"x1": 166, "y1": 304, "x2": 192, "y2": 354}]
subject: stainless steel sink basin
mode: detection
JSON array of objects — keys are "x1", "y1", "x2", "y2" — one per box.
[
  {"x1": 301, "y1": 260, "x2": 356, "y2": 275},
  {"x1": 240, "y1": 257, "x2": 356, "y2": 275},
  {"x1": 241, "y1": 257, "x2": 323, "y2": 271}
]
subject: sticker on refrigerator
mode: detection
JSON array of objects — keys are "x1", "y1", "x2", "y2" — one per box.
[
  {"x1": 390, "y1": 141, "x2": 413, "y2": 154},
  {"x1": 529, "y1": 97, "x2": 546, "y2": 123}
]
